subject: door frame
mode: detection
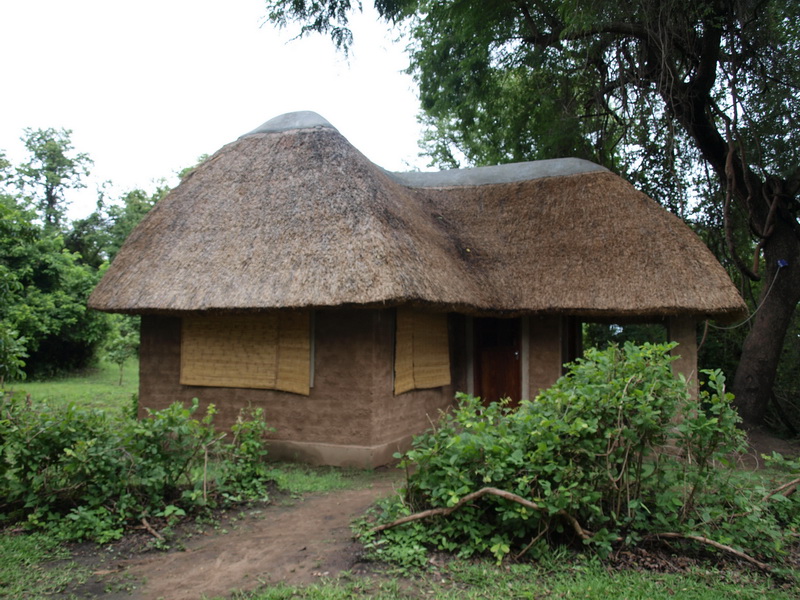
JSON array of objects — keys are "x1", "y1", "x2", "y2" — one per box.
[{"x1": 465, "y1": 316, "x2": 529, "y2": 403}]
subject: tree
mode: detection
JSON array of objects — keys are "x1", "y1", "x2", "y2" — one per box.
[
  {"x1": 0, "y1": 190, "x2": 107, "y2": 378},
  {"x1": 65, "y1": 185, "x2": 167, "y2": 267},
  {"x1": 16, "y1": 128, "x2": 92, "y2": 229},
  {"x1": 104, "y1": 314, "x2": 140, "y2": 385},
  {"x1": 265, "y1": 0, "x2": 800, "y2": 426},
  {"x1": 0, "y1": 202, "x2": 28, "y2": 387},
  {"x1": 103, "y1": 186, "x2": 167, "y2": 262},
  {"x1": 2, "y1": 130, "x2": 169, "y2": 379}
]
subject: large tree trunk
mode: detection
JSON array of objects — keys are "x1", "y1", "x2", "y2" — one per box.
[
  {"x1": 732, "y1": 220, "x2": 800, "y2": 425},
  {"x1": 661, "y1": 66, "x2": 800, "y2": 427}
]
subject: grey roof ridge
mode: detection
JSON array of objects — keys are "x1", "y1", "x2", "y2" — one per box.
[{"x1": 386, "y1": 158, "x2": 608, "y2": 188}]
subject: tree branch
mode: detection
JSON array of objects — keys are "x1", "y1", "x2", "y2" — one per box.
[
  {"x1": 140, "y1": 517, "x2": 164, "y2": 541},
  {"x1": 689, "y1": 21, "x2": 722, "y2": 97},
  {"x1": 522, "y1": 22, "x2": 649, "y2": 47},
  {"x1": 644, "y1": 532, "x2": 773, "y2": 573},
  {"x1": 762, "y1": 476, "x2": 800, "y2": 502},
  {"x1": 368, "y1": 487, "x2": 593, "y2": 540}
]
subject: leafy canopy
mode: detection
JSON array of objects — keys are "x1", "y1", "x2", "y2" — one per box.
[{"x1": 16, "y1": 128, "x2": 92, "y2": 229}]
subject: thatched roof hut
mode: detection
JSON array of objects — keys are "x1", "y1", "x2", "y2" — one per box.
[
  {"x1": 89, "y1": 112, "x2": 744, "y2": 321},
  {"x1": 88, "y1": 112, "x2": 746, "y2": 467}
]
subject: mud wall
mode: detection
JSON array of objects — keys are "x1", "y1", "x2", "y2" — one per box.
[
  {"x1": 368, "y1": 313, "x2": 466, "y2": 447},
  {"x1": 138, "y1": 309, "x2": 461, "y2": 452},
  {"x1": 528, "y1": 316, "x2": 563, "y2": 397}
]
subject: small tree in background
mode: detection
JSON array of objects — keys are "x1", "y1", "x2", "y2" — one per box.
[{"x1": 104, "y1": 315, "x2": 140, "y2": 385}]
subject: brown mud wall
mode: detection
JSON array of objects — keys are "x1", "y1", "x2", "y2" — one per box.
[{"x1": 138, "y1": 309, "x2": 464, "y2": 460}]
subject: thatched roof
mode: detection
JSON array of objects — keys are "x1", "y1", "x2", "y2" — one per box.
[{"x1": 89, "y1": 111, "x2": 746, "y2": 322}]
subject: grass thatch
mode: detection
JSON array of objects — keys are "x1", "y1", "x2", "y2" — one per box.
[{"x1": 89, "y1": 117, "x2": 746, "y2": 322}]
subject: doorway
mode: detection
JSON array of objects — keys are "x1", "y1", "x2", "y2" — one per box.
[{"x1": 473, "y1": 317, "x2": 521, "y2": 407}]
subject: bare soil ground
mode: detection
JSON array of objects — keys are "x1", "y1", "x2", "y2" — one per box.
[
  {"x1": 63, "y1": 471, "x2": 401, "y2": 600},
  {"x1": 742, "y1": 427, "x2": 800, "y2": 467}
]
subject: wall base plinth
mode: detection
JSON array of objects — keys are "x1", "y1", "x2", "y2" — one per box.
[{"x1": 266, "y1": 435, "x2": 414, "y2": 468}]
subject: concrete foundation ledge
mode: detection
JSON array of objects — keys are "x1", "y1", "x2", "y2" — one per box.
[{"x1": 265, "y1": 435, "x2": 416, "y2": 468}]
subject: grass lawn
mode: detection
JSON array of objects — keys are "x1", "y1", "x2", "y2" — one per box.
[
  {"x1": 10, "y1": 359, "x2": 139, "y2": 414},
  {"x1": 0, "y1": 532, "x2": 89, "y2": 599},
  {"x1": 228, "y1": 559, "x2": 799, "y2": 600}
]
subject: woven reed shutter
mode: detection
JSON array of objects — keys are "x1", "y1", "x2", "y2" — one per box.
[
  {"x1": 180, "y1": 312, "x2": 310, "y2": 394},
  {"x1": 394, "y1": 308, "x2": 451, "y2": 395},
  {"x1": 275, "y1": 311, "x2": 311, "y2": 395},
  {"x1": 394, "y1": 310, "x2": 415, "y2": 395}
]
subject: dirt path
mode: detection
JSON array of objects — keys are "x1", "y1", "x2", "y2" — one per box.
[{"x1": 96, "y1": 475, "x2": 400, "y2": 600}]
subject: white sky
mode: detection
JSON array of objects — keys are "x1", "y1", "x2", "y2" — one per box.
[{"x1": 0, "y1": 0, "x2": 426, "y2": 220}]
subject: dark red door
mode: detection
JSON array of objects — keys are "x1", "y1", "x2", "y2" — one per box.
[{"x1": 473, "y1": 318, "x2": 521, "y2": 407}]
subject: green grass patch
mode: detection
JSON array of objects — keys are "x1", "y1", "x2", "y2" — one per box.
[
  {"x1": 12, "y1": 358, "x2": 138, "y2": 414},
  {"x1": 440, "y1": 559, "x2": 797, "y2": 600},
  {"x1": 224, "y1": 558, "x2": 799, "y2": 600},
  {"x1": 266, "y1": 463, "x2": 379, "y2": 496},
  {"x1": 0, "y1": 531, "x2": 87, "y2": 599}
]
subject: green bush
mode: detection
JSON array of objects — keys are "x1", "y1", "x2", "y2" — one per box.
[
  {"x1": 362, "y1": 343, "x2": 800, "y2": 568},
  {"x1": 0, "y1": 394, "x2": 273, "y2": 542}
]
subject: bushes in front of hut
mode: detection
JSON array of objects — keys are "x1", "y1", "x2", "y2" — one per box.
[
  {"x1": 0, "y1": 394, "x2": 272, "y2": 543},
  {"x1": 360, "y1": 343, "x2": 800, "y2": 571}
]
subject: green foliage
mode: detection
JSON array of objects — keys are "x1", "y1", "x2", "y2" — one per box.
[
  {"x1": 0, "y1": 264, "x2": 28, "y2": 386},
  {"x1": 0, "y1": 323, "x2": 27, "y2": 386},
  {"x1": 216, "y1": 406, "x2": 275, "y2": 500},
  {"x1": 0, "y1": 395, "x2": 274, "y2": 543},
  {"x1": 66, "y1": 184, "x2": 166, "y2": 267},
  {"x1": 16, "y1": 127, "x2": 92, "y2": 229},
  {"x1": 0, "y1": 128, "x2": 168, "y2": 379},
  {"x1": 103, "y1": 314, "x2": 140, "y2": 385},
  {"x1": 266, "y1": 463, "x2": 376, "y2": 498},
  {"x1": 583, "y1": 322, "x2": 667, "y2": 351},
  {"x1": 0, "y1": 195, "x2": 107, "y2": 378},
  {"x1": 362, "y1": 343, "x2": 799, "y2": 568}
]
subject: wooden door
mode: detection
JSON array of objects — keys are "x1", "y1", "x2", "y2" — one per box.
[{"x1": 473, "y1": 317, "x2": 521, "y2": 407}]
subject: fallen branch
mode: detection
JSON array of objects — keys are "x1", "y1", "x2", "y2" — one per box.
[
  {"x1": 368, "y1": 486, "x2": 592, "y2": 540},
  {"x1": 644, "y1": 532, "x2": 772, "y2": 573},
  {"x1": 140, "y1": 517, "x2": 164, "y2": 541},
  {"x1": 514, "y1": 525, "x2": 549, "y2": 561},
  {"x1": 762, "y1": 476, "x2": 800, "y2": 502},
  {"x1": 726, "y1": 475, "x2": 800, "y2": 522}
]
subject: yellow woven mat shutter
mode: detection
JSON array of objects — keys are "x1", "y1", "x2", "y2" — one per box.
[
  {"x1": 411, "y1": 311, "x2": 451, "y2": 389},
  {"x1": 394, "y1": 308, "x2": 415, "y2": 395},
  {"x1": 276, "y1": 311, "x2": 311, "y2": 395},
  {"x1": 394, "y1": 308, "x2": 451, "y2": 395},
  {"x1": 180, "y1": 312, "x2": 311, "y2": 394},
  {"x1": 181, "y1": 314, "x2": 278, "y2": 389}
]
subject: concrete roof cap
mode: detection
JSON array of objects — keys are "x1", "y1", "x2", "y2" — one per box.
[{"x1": 242, "y1": 111, "x2": 337, "y2": 137}]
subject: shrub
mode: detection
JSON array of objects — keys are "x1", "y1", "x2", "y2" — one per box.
[
  {"x1": 0, "y1": 394, "x2": 273, "y2": 542},
  {"x1": 362, "y1": 343, "x2": 799, "y2": 568}
]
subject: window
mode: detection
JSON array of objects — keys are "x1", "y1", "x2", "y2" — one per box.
[
  {"x1": 394, "y1": 308, "x2": 451, "y2": 395},
  {"x1": 180, "y1": 312, "x2": 311, "y2": 395}
]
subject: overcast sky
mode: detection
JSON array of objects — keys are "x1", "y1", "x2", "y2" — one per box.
[{"x1": 0, "y1": 0, "x2": 425, "y2": 219}]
